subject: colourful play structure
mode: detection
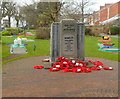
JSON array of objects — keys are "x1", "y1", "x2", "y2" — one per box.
[
  {"x1": 8, "y1": 35, "x2": 35, "y2": 42},
  {"x1": 10, "y1": 36, "x2": 35, "y2": 42},
  {"x1": 10, "y1": 36, "x2": 28, "y2": 54},
  {"x1": 98, "y1": 36, "x2": 120, "y2": 53}
]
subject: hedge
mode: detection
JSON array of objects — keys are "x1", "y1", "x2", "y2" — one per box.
[
  {"x1": 1, "y1": 27, "x2": 24, "y2": 36},
  {"x1": 110, "y1": 26, "x2": 119, "y2": 35},
  {"x1": 85, "y1": 28, "x2": 92, "y2": 35},
  {"x1": 35, "y1": 27, "x2": 50, "y2": 39}
]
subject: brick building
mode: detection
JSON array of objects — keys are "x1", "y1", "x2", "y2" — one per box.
[{"x1": 86, "y1": 1, "x2": 120, "y2": 25}]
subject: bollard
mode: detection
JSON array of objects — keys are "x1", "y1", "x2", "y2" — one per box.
[{"x1": 34, "y1": 44, "x2": 36, "y2": 51}]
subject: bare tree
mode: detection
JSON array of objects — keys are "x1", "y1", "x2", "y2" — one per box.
[
  {"x1": 1, "y1": 1, "x2": 16, "y2": 27},
  {"x1": 19, "y1": 3, "x2": 39, "y2": 28},
  {"x1": 37, "y1": 1, "x2": 65, "y2": 23},
  {"x1": 60, "y1": 0, "x2": 95, "y2": 22},
  {"x1": 60, "y1": 1, "x2": 79, "y2": 20},
  {"x1": 76, "y1": 0, "x2": 95, "y2": 22},
  {"x1": 0, "y1": 1, "x2": 2, "y2": 24},
  {"x1": 19, "y1": 0, "x2": 65, "y2": 27}
]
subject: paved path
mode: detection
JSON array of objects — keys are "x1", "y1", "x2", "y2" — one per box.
[
  {"x1": 2, "y1": 56, "x2": 119, "y2": 97},
  {"x1": 2, "y1": 54, "x2": 24, "y2": 62}
]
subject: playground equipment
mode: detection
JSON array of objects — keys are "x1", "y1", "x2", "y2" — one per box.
[
  {"x1": 10, "y1": 37, "x2": 28, "y2": 54},
  {"x1": 10, "y1": 36, "x2": 35, "y2": 42},
  {"x1": 98, "y1": 36, "x2": 120, "y2": 52}
]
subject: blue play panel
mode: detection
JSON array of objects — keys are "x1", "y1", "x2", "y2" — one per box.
[{"x1": 98, "y1": 43, "x2": 120, "y2": 52}]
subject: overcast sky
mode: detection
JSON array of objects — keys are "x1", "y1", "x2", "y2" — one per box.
[
  {"x1": 93, "y1": 0, "x2": 120, "y2": 10},
  {"x1": 14, "y1": 0, "x2": 120, "y2": 10}
]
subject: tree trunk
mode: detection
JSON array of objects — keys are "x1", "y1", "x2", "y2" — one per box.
[
  {"x1": 81, "y1": 0, "x2": 84, "y2": 23},
  {"x1": 8, "y1": 16, "x2": 11, "y2": 27},
  {"x1": 16, "y1": 20, "x2": 19, "y2": 27},
  {"x1": 55, "y1": 2, "x2": 58, "y2": 22},
  {"x1": 21, "y1": 20, "x2": 26, "y2": 36}
]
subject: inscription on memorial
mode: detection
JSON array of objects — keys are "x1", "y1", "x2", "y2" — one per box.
[
  {"x1": 63, "y1": 24, "x2": 75, "y2": 31},
  {"x1": 64, "y1": 36, "x2": 74, "y2": 51}
]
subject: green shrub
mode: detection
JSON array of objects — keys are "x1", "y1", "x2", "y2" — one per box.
[
  {"x1": 5, "y1": 27, "x2": 24, "y2": 35},
  {"x1": 110, "y1": 26, "x2": 119, "y2": 35},
  {"x1": 35, "y1": 27, "x2": 50, "y2": 39},
  {"x1": 1, "y1": 31, "x2": 11, "y2": 36},
  {"x1": 91, "y1": 28, "x2": 101, "y2": 37},
  {"x1": 85, "y1": 28, "x2": 92, "y2": 35}
]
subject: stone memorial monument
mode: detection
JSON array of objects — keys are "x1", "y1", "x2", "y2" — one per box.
[{"x1": 51, "y1": 19, "x2": 85, "y2": 64}]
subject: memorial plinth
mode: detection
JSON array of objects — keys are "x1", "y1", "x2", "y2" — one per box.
[{"x1": 51, "y1": 19, "x2": 85, "y2": 64}]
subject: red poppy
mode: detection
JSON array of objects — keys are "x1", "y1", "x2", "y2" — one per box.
[
  {"x1": 58, "y1": 57, "x2": 66, "y2": 61},
  {"x1": 52, "y1": 65, "x2": 61, "y2": 69},
  {"x1": 52, "y1": 62, "x2": 63, "y2": 69},
  {"x1": 62, "y1": 64, "x2": 70, "y2": 69},
  {"x1": 72, "y1": 67, "x2": 82, "y2": 73},
  {"x1": 75, "y1": 61, "x2": 86, "y2": 67},
  {"x1": 88, "y1": 60, "x2": 94, "y2": 63},
  {"x1": 85, "y1": 67, "x2": 91, "y2": 73},
  {"x1": 68, "y1": 60, "x2": 76, "y2": 66},
  {"x1": 62, "y1": 68, "x2": 73, "y2": 72},
  {"x1": 91, "y1": 67, "x2": 101, "y2": 71},
  {"x1": 104, "y1": 67, "x2": 113, "y2": 70},
  {"x1": 34, "y1": 66, "x2": 44, "y2": 69},
  {"x1": 68, "y1": 68, "x2": 73, "y2": 72},
  {"x1": 61, "y1": 61, "x2": 70, "y2": 68},
  {"x1": 81, "y1": 67, "x2": 91, "y2": 73},
  {"x1": 49, "y1": 68, "x2": 60, "y2": 71},
  {"x1": 93, "y1": 61, "x2": 104, "y2": 67},
  {"x1": 62, "y1": 61, "x2": 68, "y2": 65}
]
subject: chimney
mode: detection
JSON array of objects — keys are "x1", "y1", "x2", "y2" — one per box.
[{"x1": 100, "y1": 6, "x2": 104, "y2": 10}]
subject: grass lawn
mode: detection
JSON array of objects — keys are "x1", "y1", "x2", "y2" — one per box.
[
  {"x1": 2, "y1": 35, "x2": 50, "y2": 64},
  {"x1": 2, "y1": 35, "x2": 120, "y2": 64},
  {"x1": 85, "y1": 36, "x2": 119, "y2": 61}
]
